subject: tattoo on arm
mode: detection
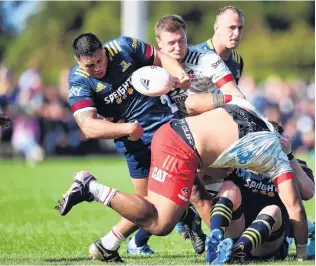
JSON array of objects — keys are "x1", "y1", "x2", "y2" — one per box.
[
  {"x1": 74, "y1": 109, "x2": 97, "y2": 129},
  {"x1": 212, "y1": 94, "x2": 225, "y2": 108}
]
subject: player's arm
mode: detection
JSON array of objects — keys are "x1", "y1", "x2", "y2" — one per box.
[
  {"x1": 69, "y1": 80, "x2": 143, "y2": 141},
  {"x1": 277, "y1": 177, "x2": 308, "y2": 260},
  {"x1": 185, "y1": 93, "x2": 236, "y2": 116},
  {"x1": 121, "y1": 36, "x2": 190, "y2": 89},
  {"x1": 153, "y1": 49, "x2": 190, "y2": 89},
  {"x1": 204, "y1": 52, "x2": 245, "y2": 98},
  {"x1": 281, "y1": 133, "x2": 315, "y2": 200},
  {"x1": 74, "y1": 108, "x2": 142, "y2": 141}
]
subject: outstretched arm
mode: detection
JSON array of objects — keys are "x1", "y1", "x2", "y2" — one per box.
[
  {"x1": 277, "y1": 176, "x2": 308, "y2": 260},
  {"x1": 280, "y1": 133, "x2": 315, "y2": 200}
]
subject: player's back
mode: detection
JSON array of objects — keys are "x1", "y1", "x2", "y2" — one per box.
[
  {"x1": 195, "y1": 39, "x2": 243, "y2": 84},
  {"x1": 69, "y1": 36, "x2": 178, "y2": 153}
]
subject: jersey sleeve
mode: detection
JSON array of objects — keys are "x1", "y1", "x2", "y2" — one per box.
[
  {"x1": 200, "y1": 52, "x2": 235, "y2": 89},
  {"x1": 114, "y1": 36, "x2": 155, "y2": 65},
  {"x1": 68, "y1": 78, "x2": 96, "y2": 115}
]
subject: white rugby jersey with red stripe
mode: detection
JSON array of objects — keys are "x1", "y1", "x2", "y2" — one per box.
[{"x1": 168, "y1": 45, "x2": 234, "y2": 117}]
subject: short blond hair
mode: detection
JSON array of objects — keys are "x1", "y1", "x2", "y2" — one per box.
[
  {"x1": 155, "y1": 15, "x2": 186, "y2": 39},
  {"x1": 215, "y1": 6, "x2": 244, "y2": 23}
]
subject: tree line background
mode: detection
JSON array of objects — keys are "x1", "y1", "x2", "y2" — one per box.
[{"x1": 0, "y1": 1, "x2": 314, "y2": 86}]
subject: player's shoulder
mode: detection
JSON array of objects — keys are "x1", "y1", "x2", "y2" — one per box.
[
  {"x1": 69, "y1": 65, "x2": 92, "y2": 86},
  {"x1": 182, "y1": 45, "x2": 207, "y2": 65},
  {"x1": 103, "y1": 36, "x2": 143, "y2": 57},
  {"x1": 195, "y1": 39, "x2": 215, "y2": 52}
]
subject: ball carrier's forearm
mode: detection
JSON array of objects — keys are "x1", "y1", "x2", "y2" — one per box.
[{"x1": 74, "y1": 108, "x2": 141, "y2": 140}]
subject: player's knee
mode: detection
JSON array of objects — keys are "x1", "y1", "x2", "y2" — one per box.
[
  {"x1": 217, "y1": 181, "x2": 242, "y2": 210},
  {"x1": 190, "y1": 180, "x2": 212, "y2": 204},
  {"x1": 258, "y1": 205, "x2": 282, "y2": 231},
  {"x1": 150, "y1": 221, "x2": 174, "y2": 236}
]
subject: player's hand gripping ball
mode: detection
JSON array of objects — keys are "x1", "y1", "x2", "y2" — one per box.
[{"x1": 131, "y1": 66, "x2": 174, "y2": 96}]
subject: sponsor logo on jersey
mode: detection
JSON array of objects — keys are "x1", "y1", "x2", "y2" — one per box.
[
  {"x1": 132, "y1": 38, "x2": 137, "y2": 49},
  {"x1": 69, "y1": 86, "x2": 82, "y2": 97},
  {"x1": 103, "y1": 77, "x2": 134, "y2": 104},
  {"x1": 120, "y1": 60, "x2": 132, "y2": 72},
  {"x1": 212, "y1": 58, "x2": 224, "y2": 69},
  {"x1": 244, "y1": 177, "x2": 276, "y2": 197},
  {"x1": 96, "y1": 82, "x2": 106, "y2": 92},
  {"x1": 169, "y1": 89, "x2": 188, "y2": 105},
  {"x1": 151, "y1": 167, "x2": 169, "y2": 182}
]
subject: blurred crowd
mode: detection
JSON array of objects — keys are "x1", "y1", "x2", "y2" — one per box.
[
  {"x1": 0, "y1": 64, "x2": 315, "y2": 164},
  {"x1": 0, "y1": 65, "x2": 116, "y2": 164}
]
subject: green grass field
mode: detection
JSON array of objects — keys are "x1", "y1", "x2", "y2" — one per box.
[{"x1": 0, "y1": 156, "x2": 315, "y2": 265}]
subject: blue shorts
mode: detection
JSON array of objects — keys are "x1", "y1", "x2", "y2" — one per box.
[{"x1": 124, "y1": 144, "x2": 151, "y2": 178}]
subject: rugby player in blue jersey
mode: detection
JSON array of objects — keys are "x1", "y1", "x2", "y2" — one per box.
[
  {"x1": 204, "y1": 123, "x2": 314, "y2": 264},
  {"x1": 66, "y1": 32, "x2": 190, "y2": 262}
]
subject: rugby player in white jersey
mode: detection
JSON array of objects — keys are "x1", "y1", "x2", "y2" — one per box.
[{"x1": 126, "y1": 14, "x2": 247, "y2": 256}]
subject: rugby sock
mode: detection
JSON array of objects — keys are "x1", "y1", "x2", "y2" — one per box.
[
  {"x1": 180, "y1": 205, "x2": 196, "y2": 227},
  {"x1": 233, "y1": 219, "x2": 272, "y2": 257},
  {"x1": 88, "y1": 180, "x2": 117, "y2": 206},
  {"x1": 130, "y1": 228, "x2": 152, "y2": 247},
  {"x1": 100, "y1": 226, "x2": 125, "y2": 251},
  {"x1": 210, "y1": 197, "x2": 233, "y2": 233}
]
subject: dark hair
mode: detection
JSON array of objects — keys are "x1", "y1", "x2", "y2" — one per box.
[
  {"x1": 269, "y1": 120, "x2": 284, "y2": 135},
  {"x1": 155, "y1": 15, "x2": 186, "y2": 39},
  {"x1": 72, "y1": 33, "x2": 103, "y2": 59},
  {"x1": 216, "y1": 6, "x2": 244, "y2": 20}
]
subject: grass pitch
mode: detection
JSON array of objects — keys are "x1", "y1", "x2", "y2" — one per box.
[{"x1": 0, "y1": 155, "x2": 314, "y2": 265}]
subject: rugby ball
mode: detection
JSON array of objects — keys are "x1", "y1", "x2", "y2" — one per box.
[{"x1": 131, "y1": 66, "x2": 173, "y2": 96}]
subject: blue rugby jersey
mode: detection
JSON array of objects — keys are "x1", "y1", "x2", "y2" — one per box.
[
  {"x1": 195, "y1": 39, "x2": 243, "y2": 84},
  {"x1": 228, "y1": 159, "x2": 313, "y2": 229},
  {"x1": 68, "y1": 36, "x2": 178, "y2": 153}
]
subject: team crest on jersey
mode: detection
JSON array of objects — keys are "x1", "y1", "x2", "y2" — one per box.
[
  {"x1": 120, "y1": 60, "x2": 132, "y2": 72},
  {"x1": 103, "y1": 76, "x2": 134, "y2": 104}
]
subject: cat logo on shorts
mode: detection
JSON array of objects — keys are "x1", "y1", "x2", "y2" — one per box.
[{"x1": 151, "y1": 167, "x2": 168, "y2": 183}]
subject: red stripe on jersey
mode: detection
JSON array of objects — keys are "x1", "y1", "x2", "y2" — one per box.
[
  {"x1": 273, "y1": 172, "x2": 294, "y2": 187},
  {"x1": 216, "y1": 74, "x2": 234, "y2": 88},
  {"x1": 144, "y1": 44, "x2": 154, "y2": 60},
  {"x1": 71, "y1": 99, "x2": 95, "y2": 113}
]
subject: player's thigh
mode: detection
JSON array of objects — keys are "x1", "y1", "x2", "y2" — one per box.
[
  {"x1": 146, "y1": 190, "x2": 186, "y2": 236},
  {"x1": 125, "y1": 144, "x2": 151, "y2": 196}
]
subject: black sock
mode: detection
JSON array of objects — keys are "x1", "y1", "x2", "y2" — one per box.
[
  {"x1": 180, "y1": 205, "x2": 196, "y2": 227},
  {"x1": 233, "y1": 215, "x2": 273, "y2": 257}
]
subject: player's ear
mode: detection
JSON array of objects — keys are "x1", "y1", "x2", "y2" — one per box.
[
  {"x1": 214, "y1": 23, "x2": 218, "y2": 33},
  {"x1": 156, "y1": 37, "x2": 162, "y2": 49},
  {"x1": 74, "y1": 56, "x2": 80, "y2": 64}
]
